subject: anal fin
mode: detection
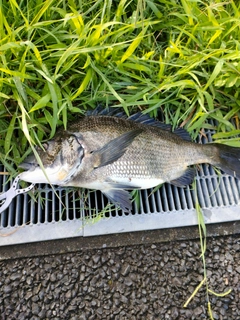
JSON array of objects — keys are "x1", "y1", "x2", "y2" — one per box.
[
  {"x1": 169, "y1": 167, "x2": 196, "y2": 187},
  {"x1": 102, "y1": 189, "x2": 132, "y2": 212}
]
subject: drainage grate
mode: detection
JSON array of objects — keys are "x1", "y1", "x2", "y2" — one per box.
[{"x1": 0, "y1": 127, "x2": 240, "y2": 245}]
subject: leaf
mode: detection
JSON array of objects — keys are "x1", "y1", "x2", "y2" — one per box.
[
  {"x1": 181, "y1": 0, "x2": 194, "y2": 25},
  {"x1": 13, "y1": 77, "x2": 28, "y2": 105},
  {"x1": 146, "y1": 0, "x2": 162, "y2": 19},
  {"x1": 159, "y1": 79, "x2": 196, "y2": 91},
  {"x1": 121, "y1": 62, "x2": 151, "y2": 73},
  {"x1": 0, "y1": 42, "x2": 21, "y2": 51},
  {"x1": 187, "y1": 113, "x2": 208, "y2": 132},
  {"x1": 31, "y1": 0, "x2": 54, "y2": 25},
  {"x1": 184, "y1": 278, "x2": 206, "y2": 308},
  {"x1": 29, "y1": 94, "x2": 51, "y2": 112},
  {"x1": 71, "y1": 68, "x2": 92, "y2": 100},
  {"x1": 14, "y1": 92, "x2": 33, "y2": 145},
  {"x1": 44, "y1": 109, "x2": 54, "y2": 131},
  {"x1": 0, "y1": 67, "x2": 32, "y2": 79},
  {"x1": 121, "y1": 30, "x2": 145, "y2": 63},
  {"x1": 68, "y1": 11, "x2": 84, "y2": 35},
  {"x1": 47, "y1": 82, "x2": 59, "y2": 138},
  {"x1": 208, "y1": 29, "x2": 222, "y2": 46},
  {"x1": 24, "y1": 41, "x2": 43, "y2": 65},
  {"x1": 212, "y1": 130, "x2": 240, "y2": 139},
  {"x1": 211, "y1": 114, "x2": 235, "y2": 129},
  {"x1": 91, "y1": 62, "x2": 129, "y2": 115},
  {"x1": 204, "y1": 59, "x2": 224, "y2": 90},
  {"x1": 4, "y1": 113, "x2": 17, "y2": 154},
  {"x1": 202, "y1": 91, "x2": 214, "y2": 111},
  {"x1": 208, "y1": 288, "x2": 232, "y2": 297},
  {"x1": 0, "y1": 92, "x2": 10, "y2": 99}
]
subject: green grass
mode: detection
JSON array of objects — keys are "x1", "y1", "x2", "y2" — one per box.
[
  {"x1": 0, "y1": 0, "x2": 240, "y2": 173},
  {"x1": 0, "y1": 0, "x2": 239, "y2": 317}
]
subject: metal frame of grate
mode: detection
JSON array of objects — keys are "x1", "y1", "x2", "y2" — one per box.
[{"x1": 0, "y1": 127, "x2": 240, "y2": 246}]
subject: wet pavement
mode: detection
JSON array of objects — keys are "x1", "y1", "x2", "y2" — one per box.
[{"x1": 0, "y1": 234, "x2": 239, "y2": 319}]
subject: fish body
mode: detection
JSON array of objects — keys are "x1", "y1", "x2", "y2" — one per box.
[{"x1": 20, "y1": 108, "x2": 240, "y2": 211}]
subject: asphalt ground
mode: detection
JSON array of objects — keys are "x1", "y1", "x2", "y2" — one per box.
[{"x1": 0, "y1": 231, "x2": 239, "y2": 319}]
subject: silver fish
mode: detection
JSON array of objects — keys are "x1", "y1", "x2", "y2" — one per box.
[{"x1": 19, "y1": 107, "x2": 240, "y2": 211}]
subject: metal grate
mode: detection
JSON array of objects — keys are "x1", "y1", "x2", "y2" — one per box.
[{"x1": 0, "y1": 127, "x2": 240, "y2": 245}]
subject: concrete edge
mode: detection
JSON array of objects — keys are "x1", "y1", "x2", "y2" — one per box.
[{"x1": 0, "y1": 221, "x2": 240, "y2": 261}]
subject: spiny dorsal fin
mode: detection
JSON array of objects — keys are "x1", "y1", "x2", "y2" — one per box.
[
  {"x1": 129, "y1": 114, "x2": 191, "y2": 141},
  {"x1": 87, "y1": 106, "x2": 191, "y2": 141},
  {"x1": 86, "y1": 105, "x2": 127, "y2": 118},
  {"x1": 173, "y1": 127, "x2": 192, "y2": 141}
]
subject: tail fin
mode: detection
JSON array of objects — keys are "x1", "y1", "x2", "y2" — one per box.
[{"x1": 211, "y1": 143, "x2": 240, "y2": 179}]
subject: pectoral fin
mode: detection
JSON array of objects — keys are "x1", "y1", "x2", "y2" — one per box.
[
  {"x1": 102, "y1": 189, "x2": 132, "y2": 212},
  {"x1": 92, "y1": 129, "x2": 142, "y2": 169}
]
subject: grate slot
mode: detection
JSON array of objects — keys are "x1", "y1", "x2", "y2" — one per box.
[
  {"x1": 152, "y1": 191, "x2": 161, "y2": 213},
  {"x1": 219, "y1": 176, "x2": 232, "y2": 206},
  {"x1": 203, "y1": 177, "x2": 215, "y2": 207},
  {"x1": 196, "y1": 178, "x2": 206, "y2": 207},
  {"x1": 172, "y1": 185, "x2": 182, "y2": 211},
  {"x1": 132, "y1": 196, "x2": 139, "y2": 215},
  {"x1": 223, "y1": 176, "x2": 239, "y2": 205},
  {"x1": 183, "y1": 188, "x2": 190, "y2": 209},
  {"x1": 141, "y1": 189, "x2": 150, "y2": 213},
  {"x1": 211, "y1": 177, "x2": 224, "y2": 207},
  {"x1": 184, "y1": 187, "x2": 193, "y2": 210},
  {"x1": 148, "y1": 190, "x2": 157, "y2": 213},
  {"x1": 160, "y1": 185, "x2": 169, "y2": 212},
  {"x1": 29, "y1": 197, "x2": 35, "y2": 225}
]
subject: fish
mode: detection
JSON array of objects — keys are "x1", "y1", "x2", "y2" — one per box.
[{"x1": 19, "y1": 107, "x2": 240, "y2": 212}]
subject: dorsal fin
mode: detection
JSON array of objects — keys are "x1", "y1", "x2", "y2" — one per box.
[
  {"x1": 86, "y1": 105, "x2": 127, "y2": 118},
  {"x1": 173, "y1": 127, "x2": 192, "y2": 141},
  {"x1": 128, "y1": 112, "x2": 191, "y2": 140},
  {"x1": 86, "y1": 106, "x2": 191, "y2": 141},
  {"x1": 128, "y1": 112, "x2": 172, "y2": 129}
]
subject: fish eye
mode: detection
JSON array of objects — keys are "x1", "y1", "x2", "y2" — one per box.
[{"x1": 69, "y1": 136, "x2": 75, "y2": 144}]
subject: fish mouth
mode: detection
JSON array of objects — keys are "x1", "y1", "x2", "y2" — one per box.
[
  {"x1": 19, "y1": 154, "x2": 60, "y2": 175},
  {"x1": 19, "y1": 154, "x2": 39, "y2": 171},
  {"x1": 19, "y1": 154, "x2": 68, "y2": 184},
  {"x1": 19, "y1": 151, "x2": 81, "y2": 185}
]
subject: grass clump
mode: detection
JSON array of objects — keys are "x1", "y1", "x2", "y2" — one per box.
[{"x1": 0, "y1": 0, "x2": 240, "y2": 172}]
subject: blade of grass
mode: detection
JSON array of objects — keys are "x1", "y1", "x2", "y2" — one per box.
[
  {"x1": 71, "y1": 68, "x2": 93, "y2": 100},
  {"x1": 90, "y1": 61, "x2": 129, "y2": 115}
]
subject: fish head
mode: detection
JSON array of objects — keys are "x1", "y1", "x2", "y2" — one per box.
[{"x1": 19, "y1": 132, "x2": 84, "y2": 184}]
